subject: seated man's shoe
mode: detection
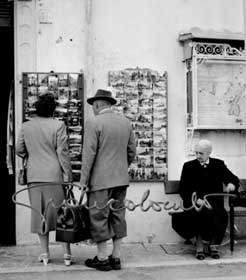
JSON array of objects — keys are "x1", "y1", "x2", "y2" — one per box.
[
  {"x1": 195, "y1": 250, "x2": 205, "y2": 260},
  {"x1": 108, "y1": 255, "x2": 121, "y2": 270},
  {"x1": 64, "y1": 253, "x2": 72, "y2": 266},
  {"x1": 84, "y1": 256, "x2": 112, "y2": 271},
  {"x1": 209, "y1": 245, "x2": 220, "y2": 259},
  {"x1": 195, "y1": 236, "x2": 205, "y2": 260}
]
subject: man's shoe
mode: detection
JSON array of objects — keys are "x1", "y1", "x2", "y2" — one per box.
[
  {"x1": 84, "y1": 256, "x2": 112, "y2": 271},
  {"x1": 38, "y1": 253, "x2": 50, "y2": 266},
  {"x1": 108, "y1": 255, "x2": 121, "y2": 270}
]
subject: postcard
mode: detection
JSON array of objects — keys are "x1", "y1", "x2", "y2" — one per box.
[
  {"x1": 48, "y1": 74, "x2": 58, "y2": 90},
  {"x1": 69, "y1": 143, "x2": 82, "y2": 153},
  {"x1": 38, "y1": 74, "x2": 48, "y2": 87},
  {"x1": 38, "y1": 86, "x2": 49, "y2": 95},
  {"x1": 69, "y1": 116, "x2": 81, "y2": 126},
  {"x1": 27, "y1": 87, "x2": 38, "y2": 97},
  {"x1": 27, "y1": 73, "x2": 37, "y2": 86},
  {"x1": 72, "y1": 170, "x2": 81, "y2": 182},
  {"x1": 70, "y1": 89, "x2": 79, "y2": 99},
  {"x1": 27, "y1": 95, "x2": 38, "y2": 106},
  {"x1": 69, "y1": 73, "x2": 79, "y2": 88},
  {"x1": 58, "y1": 74, "x2": 68, "y2": 87}
]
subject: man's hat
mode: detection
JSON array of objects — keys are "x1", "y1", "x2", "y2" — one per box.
[{"x1": 87, "y1": 89, "x2": 117, "y2": 105}]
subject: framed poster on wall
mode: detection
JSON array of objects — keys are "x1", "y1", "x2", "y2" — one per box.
[
  {"x1": 22, "y1": 72, "x2": 84, "y2": 182},
  {"x1": 187, "y1": 43, "x2": 246, "y2": 129},
  {"x1": 109, "y1": 68, "x2": 167, "y2": 182}
]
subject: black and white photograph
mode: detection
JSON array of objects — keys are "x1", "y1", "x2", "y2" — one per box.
[{"x1": 2, "y1": 1, "x2": 246, "y2": 280}]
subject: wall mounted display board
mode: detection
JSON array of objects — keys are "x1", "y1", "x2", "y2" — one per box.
[
  {"x1": 108, "y1": 68, "x2": 167, "y2": 182},
  {"x1": 22, "y1": 72, "x2": 83, "y2": 182},
  {"x1": 187, "y1": 43, "x2": 246, "y2": 129}
]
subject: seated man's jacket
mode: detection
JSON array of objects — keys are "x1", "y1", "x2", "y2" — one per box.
[{"x1": 179, "y1": 157, "x2": 240, "y2": 209}]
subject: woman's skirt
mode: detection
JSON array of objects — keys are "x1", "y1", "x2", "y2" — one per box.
[{"x1": 28, "y1": 182, "x2": 65, "y2": 234}]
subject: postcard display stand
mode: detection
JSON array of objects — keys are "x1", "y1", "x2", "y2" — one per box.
[
  {"x1": 22, "y1": 72, "x2": 83, "y2": 182},
  {"x1": 109, "y1": 68, "x2": 167, "y2": 181}
]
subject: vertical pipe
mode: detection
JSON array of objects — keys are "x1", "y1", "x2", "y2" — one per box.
[{"x1": 242, "y1": 0, "x2": 246, "y2": 48}]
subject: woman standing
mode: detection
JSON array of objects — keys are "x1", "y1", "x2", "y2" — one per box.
[{"x1": 16, "y1": 93, "x2": 73, "y2": 266}]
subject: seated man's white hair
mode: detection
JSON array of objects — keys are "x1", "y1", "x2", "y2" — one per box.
[{"x1": 197, "y1": 139, "x2": 212, "y2": 153}]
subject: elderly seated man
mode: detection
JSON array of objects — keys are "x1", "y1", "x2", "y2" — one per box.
[{"x1": 177, "y1": 139, "x2": 240, "y2": 260}]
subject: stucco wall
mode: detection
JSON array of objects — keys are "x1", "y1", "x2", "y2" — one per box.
[{"x1": 15, "y1": 0, "x2": 245, "y2": 244}]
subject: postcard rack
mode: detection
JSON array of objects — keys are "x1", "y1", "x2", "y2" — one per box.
[
  {"x1": 22, "y1": 72, "x2": 84, "y2": 182},
  {"x1": 109, "y1": 68, "x2": 167, "y2": 182}
]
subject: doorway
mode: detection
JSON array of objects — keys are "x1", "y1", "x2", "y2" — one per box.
[{"x1": 0, "y1": 1, "x2": 15, "y2": 245}]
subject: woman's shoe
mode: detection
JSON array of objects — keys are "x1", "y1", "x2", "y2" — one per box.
[
  {"x1": 64, "y1": 253, "x2": 72, "y2": 266},
  {"x1": 209, "y1": 246, "x2": 220, "y2": 259},
  {"x1": 38, "y1": 253, "x2": 49, "y2": 266},
  {"x1": 195, "y1": 251, "x2": 205, "y2": 260}
]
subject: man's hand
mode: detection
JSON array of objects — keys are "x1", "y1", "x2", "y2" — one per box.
[{"x1": 225, "y1": 183, "x2": 236, "y2": 193}]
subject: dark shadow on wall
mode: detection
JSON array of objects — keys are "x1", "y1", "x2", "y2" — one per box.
[{"x1": 0, "y1": 2, "x2": 16, "y2": 245}]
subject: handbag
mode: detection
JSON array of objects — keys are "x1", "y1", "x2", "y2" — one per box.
[
  {"x1": 56, "y1": 185, "x2": 91, "y2": 243},
  {"x1": 18, "y1": 158, "x2": 27, "y2": 185}
]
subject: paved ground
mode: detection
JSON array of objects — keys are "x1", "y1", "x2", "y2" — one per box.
[
  {"x1": 1, "y1": 240, "x2": 246, "y2": 275},
  {"x1": 2, "y1": 263, "x2": 246, "y2": 280}
]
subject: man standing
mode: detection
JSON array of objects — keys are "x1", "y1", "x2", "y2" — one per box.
[
  {"x1": 179, "y1": 139, "x2": 239, "y2": 260},
  {"x1": 80, "y1": 89, "x2": 136, "y2": 271}
]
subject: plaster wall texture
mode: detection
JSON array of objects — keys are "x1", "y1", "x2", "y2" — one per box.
[{"x1": 14, "y1": 0, "x2": 245, "y2": 244}]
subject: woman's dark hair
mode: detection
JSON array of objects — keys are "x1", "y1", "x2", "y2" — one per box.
[{"x1": 35, "y1": 93, "x2": 56, "y2": 117}]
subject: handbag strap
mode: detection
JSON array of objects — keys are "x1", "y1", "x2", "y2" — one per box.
[
  {"x1": 64, "y1": 185, "x2": 88, "y2": 207},
  {"x1": 22, "y1": 157, "x2": 27, "y2": 168},
  {"x1": 78, "y1": 186, "x2": 88, "y2": 205},
  {"x1": 12, "y1": 182, "x2": 85, "y2": 234}
]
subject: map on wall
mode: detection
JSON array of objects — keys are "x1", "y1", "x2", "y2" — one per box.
[
  {"x1": 196, "y1": 59, "x2": 246, "y2": 128},
  {"x1": 109, "y1": 68, "x2": 167, "y2": 182}
]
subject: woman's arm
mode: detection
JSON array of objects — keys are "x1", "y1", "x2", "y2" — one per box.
[
  {"x1": 16, "y1": 127, "x2": 28, "y2": 158},
  {"x1": 56, "y1": 122, "x2": 72, "y2": 182}
]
